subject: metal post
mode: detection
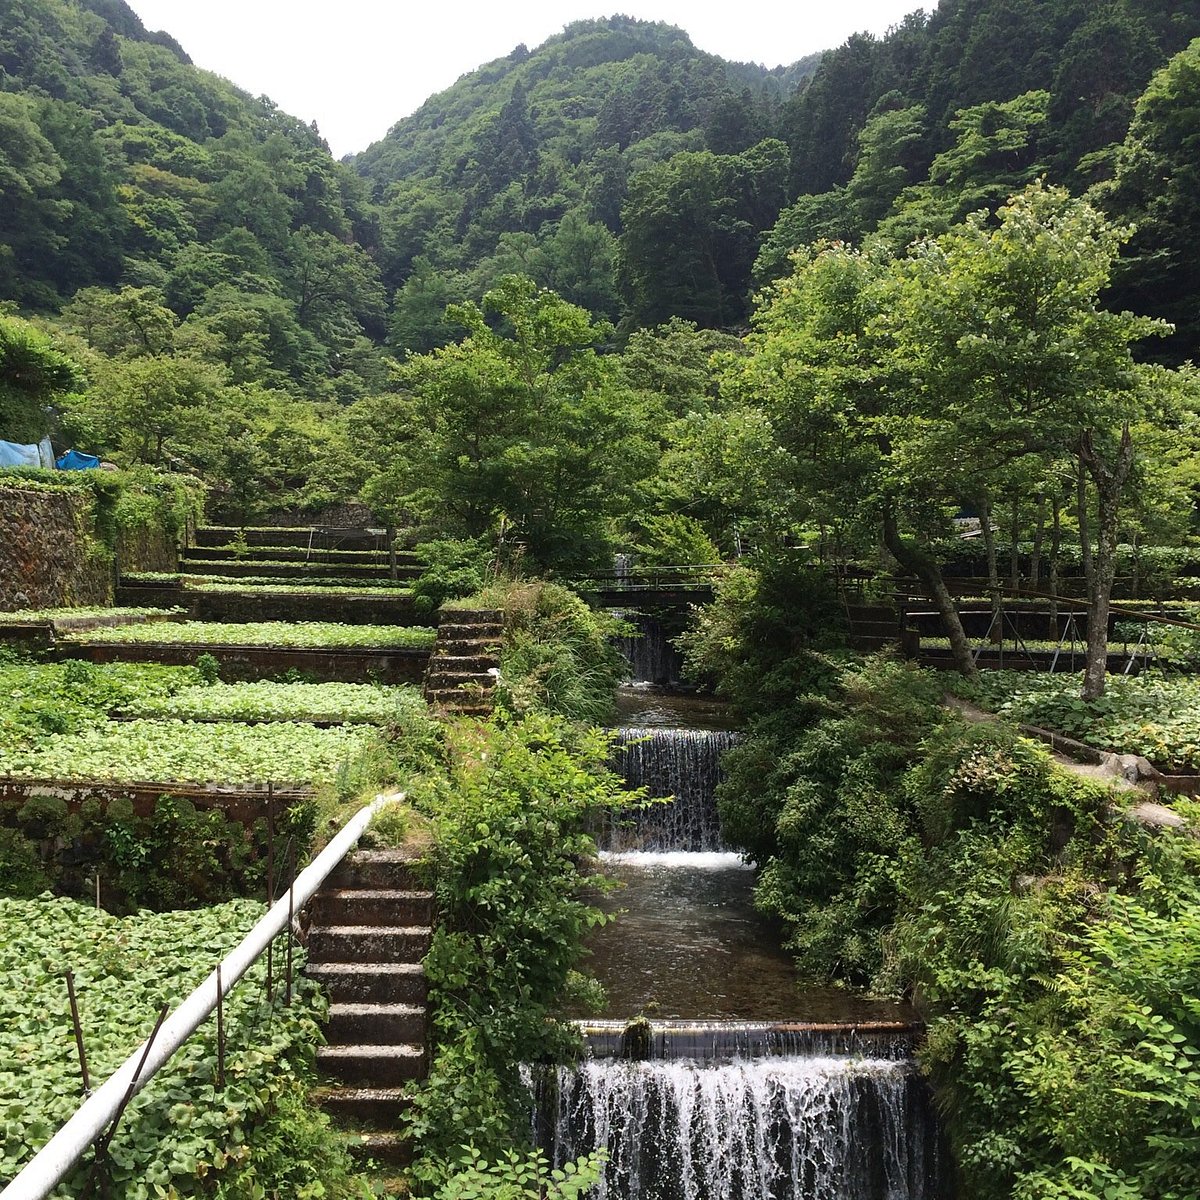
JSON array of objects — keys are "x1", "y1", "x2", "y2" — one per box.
[
  {"x1": 215, "y1": 964, "x2": 225, "y2": 1090},
  {"x1": 79, "y1": 1004, "x2": 169, "y2": 1200},
  {"x1": 65, "y1": 973, "x2": 90, "y2": 1096}
]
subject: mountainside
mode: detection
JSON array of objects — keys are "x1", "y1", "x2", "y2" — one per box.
[
  {"x1": 351, "y1": 4, "x2": 1200, "y2": 348},
  {"x1": 355, "y1": 17, "x2": 818, "y2": 190},
  {"x1": 0, "y1": 0, "x2": 387, "y2": 398},
  {"x1": 5, "y1": 1, "x2": 1200, "y2": 362},
  {"x1": 352, "y1": 17, "x2": 821, "y2": 324}
]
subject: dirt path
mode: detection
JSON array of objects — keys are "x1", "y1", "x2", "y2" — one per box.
[{"x1": 942, "y1": 693, "x2": 1187, "y2": 831}]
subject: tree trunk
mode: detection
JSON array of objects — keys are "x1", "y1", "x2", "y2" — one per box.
[
  {"x1": 979, "y1": 495, "x2": 1002, "y2": 641},
  {"x1": 1077, "y1": 456, "x2": 1094, "y2": 598},
  {"x1": 1079, "y1": 426, "x2": 1135, "y2": 701},
  {"x1": 1030, "y1": 494, "x2": 1046, "y2": 589},
  {"x1": 882, "y1": 501, "x2": 977, "y2": 680},
  {"x1": 1009, "y1": 493, "x2": 1021, "y2": 592},
  {"x1": 1049, "y1": 495, "x2": 1061, "y2": 630}
]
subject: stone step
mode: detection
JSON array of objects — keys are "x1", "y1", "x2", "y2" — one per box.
[
  {"x1": 426, "y1": 688, "x2": 496, "y2": 706},
  {"x1": 311, "y1": 1085, "x2": 413, "y2": 1126},
  {"x1": 428, "y1": 654, "x2": 500, "y2": 672},
  {"x1": 439, "y1": 703, "x2": 496, "y2": 717},
  {"x1": 305, "y1": 962, "x2": 427, "y2": 1004},
  {"x1": 326, "y1": 850, "x2": 427, "y2": 892},
  {"x1": 317, "y1": 1043, "x2": 427, "y2": 1086},
  {"x1": 435, "y1": 623, "x2": 503, "y2": 639},
  {"x1": 344, "y1": 1130, "x2": 412, "y2": 1168},
  {"x1": 309, "y1": 888, "x2": 433, "y2": 927},
  {"x1": 425, "y1": 671, "x2": 497, "y2": 689},
  {"x1": 440, "y1": 608, "x2": 504, "y2": 623},
  {"x1": 434, "y1": 634, "x2": 502, "y2": 649},
  {"x1": 308, "y1": 925, "x2": 431, "y2": 963},
  {"x1": 327, "y1": 1002, "x2": 426, "y2": 1044}
]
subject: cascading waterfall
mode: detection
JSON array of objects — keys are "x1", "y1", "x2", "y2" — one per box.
[
  {"x1": 556, "y1": 684, "x2": 947, "y2": 1200},
  {"x1": 612, "y1": 611, "x2": 684, "y2": 685},
  {"x1": 530, "y1": 1025, "x2": 944, "y2": 1200},
  {"x1": 607, "y1": 727, "x2": 737, "y2": 852}
]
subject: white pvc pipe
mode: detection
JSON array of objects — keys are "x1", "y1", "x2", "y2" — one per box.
[{"x1": 2, "y1": 792, "x2": 403, "y2": 1200}]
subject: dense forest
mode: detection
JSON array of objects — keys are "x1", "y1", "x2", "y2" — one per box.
[{"x1": 4, "y1": 0, "x2": 1200, "y2": 580}]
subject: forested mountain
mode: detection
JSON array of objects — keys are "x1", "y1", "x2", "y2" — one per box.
[
  {"x1": 354, "y1": 3, "x2": 1200, "y2": 348},
  {"x1": 354, "y1": 17, "x2": 822, "y2": 333},
  {"x1": 0, "y1": 0, "x2": 387, "y2": 399},
  {"x1": 5, "y1": 0, "x2": 1200, "y2": 530}
]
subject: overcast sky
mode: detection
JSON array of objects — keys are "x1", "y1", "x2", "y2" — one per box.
[{"x1": 123, "y1": 1, "x2": 930, "y2": 158}]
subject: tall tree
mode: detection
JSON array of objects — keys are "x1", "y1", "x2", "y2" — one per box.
[
  {"x1": 890, "y1": 183, "x2": 1172, "y2": 698},
  {"x1": 380, "y1": 275, "x2": 651, "y2": 570},
  {"x1": 0, "y1": 314, "x2": 81, "y2": 443},
  {"x1": 1094, "y1": 37, "x2": 1200, "y2": 363}
]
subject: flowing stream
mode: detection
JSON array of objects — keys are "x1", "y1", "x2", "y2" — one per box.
[{"x1": 534, "y1": 682, "x2": 948, "y2": 1199}]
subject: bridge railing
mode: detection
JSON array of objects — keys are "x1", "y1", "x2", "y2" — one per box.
[{"x1": 573, "y1": 564, "x2": 727, "y2": 592}]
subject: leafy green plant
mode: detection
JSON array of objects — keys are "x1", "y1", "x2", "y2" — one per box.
[
  {"x1": 0, "y1": 718, "x2": 379, "y2": 786},
  {"x1": 491, "y1": 581, "x2": 628, "y2": 723},
  {"x1": 121, "y1": 680, "x2": 427, "y2": 725},
  {"x1": 62, "y1": 621, "x2": 437, "y2": 649},
  {"x1": 405, "y1": 714, "x2": 631, "y2": 1187},
  {"x1": 435, "y1": 1147, "x2": 604, "y2": 1200},
  {"x1": 410, "y1": 538, "x2": 495, "y2": 614},
  {"x1": 0, "y1": 607, "x2": 180, "y2": 623},
  {"x1": 951, "y1": 669, "x2": 1200, "y2": 772},
  {"x1": 0, "y1": 896, "x2": 342, "y2": 1196},
  {"x1": 194, "y1": 652, "x2": 221, "y2": 686}
]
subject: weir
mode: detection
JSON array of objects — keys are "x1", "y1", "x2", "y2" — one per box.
[
  {"x1": 537, "y1": 679, "x2": 947, "y2": 1199},
  {"x1": 613, "y1": 611, "x2": 685, "y2": 686},
  {"x1": 532, "y1": 1043, "x2": 942, "y2": 1200},
  {"x1": 607, "y1": 727, "x2": 737, "y2": 852}
]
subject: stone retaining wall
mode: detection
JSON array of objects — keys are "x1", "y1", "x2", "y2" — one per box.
[{"x1": 0, "y1": 486, "x2": 112, "y2": 611}]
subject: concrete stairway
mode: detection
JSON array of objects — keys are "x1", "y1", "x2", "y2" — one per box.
[
  {"x1": 423, "y1": 608, "x2": 503, "y2": 717},
  {"x1": 306, "y1": 849, "x2": 432, "y2": 1169}
]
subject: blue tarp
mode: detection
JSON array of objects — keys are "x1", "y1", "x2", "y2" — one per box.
[
  {"x1": 0, "y1": 438, "x2": 54, "y2": 468},
  {"x1": 56, "y1": 449, "x2": 101, "y2": 471}
]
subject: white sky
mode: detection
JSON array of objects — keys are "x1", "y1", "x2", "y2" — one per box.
[{"x1": 123, "y1": 1, "x2": 930, "y2": 158}]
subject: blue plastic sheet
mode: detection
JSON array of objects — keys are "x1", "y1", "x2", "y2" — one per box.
[
  {"x1": 0, "y1": 440, "x2": 40, "y2": 468},
  {"x1": 55, "y1": 449, "x2": 101, "y2": 471}
]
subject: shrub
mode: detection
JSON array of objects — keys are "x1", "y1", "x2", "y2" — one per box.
[
  {"x1": 492, "y1": 581, "x2": 627, "y2": 724},
  {"x1": 404, "y1": 714, "x2": 630, "y2": 1187}
]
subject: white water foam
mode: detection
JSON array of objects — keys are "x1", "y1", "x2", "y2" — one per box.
[
  {"x1": 598, "y1": 850, "x2": 753, "y2": 870},
  {"x1": 537, "y1": 1054, "x2": 936, "y2": 1200}
]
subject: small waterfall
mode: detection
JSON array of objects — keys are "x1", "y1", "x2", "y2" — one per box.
[
  {"x1": 608, "y1": 728, "x2": 736, "y2": 852},
  {"x1": 530, "y1": 1025, "x2": 944, "y2": 1200},
  {"x1": 612, "y1": 611, "x2": 684, "y2": 685}
]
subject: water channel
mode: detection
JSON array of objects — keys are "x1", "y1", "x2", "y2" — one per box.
[{"x1": 534, "y1": 641, "x2": 949, "y2": 1199}]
